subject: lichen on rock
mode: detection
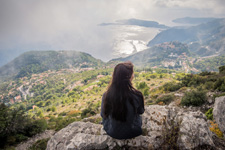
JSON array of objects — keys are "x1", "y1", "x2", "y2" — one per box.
[{"x1": 213, "y1": 96, "x2": 225, "y2": 136}]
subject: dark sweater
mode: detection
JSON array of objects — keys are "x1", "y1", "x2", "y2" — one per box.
[{"x1": 100, "y1": 93, "x2": 144, "y2": 139}]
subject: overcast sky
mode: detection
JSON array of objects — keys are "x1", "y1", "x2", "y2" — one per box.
[{"x1": 0, "y1": 0, "x2": 225, "y2": 63}]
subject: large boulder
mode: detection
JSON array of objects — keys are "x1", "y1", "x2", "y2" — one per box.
[
  {"x1": 213, "y1": 96, "x2": 225, "y2": 135},
  {"x1": 47, "y1": 105, "x2": 216, "y2": 150},
  {"x1": 46, "y1": 121, "x2": 152, "y2": 150},
  {"x1": 176, "y1": 111, "x2": 214, "y2": 149}
]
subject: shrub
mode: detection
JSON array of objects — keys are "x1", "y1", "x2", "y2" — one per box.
[
  {"x1": 219, "y1": 65, "x2": 225, "y2": 73},
  {"x1": 54, "y1": 117, "x2": 76, "y2": 131},
  {"x1": 213, "y1": 92, "x2": 225, "y2": 99},
  {"x1": 26, "y1": 119, "x2": 47, "y2": 136},
  {"x1": 81, "y1": 108, "x2": 96, "y2": 118},
  {"x1": 14, "y1": 134, "x2": 28, "y2": 142},
  {"x1": 146, "y1": 77, "x2": 151, "y2": 81},
  {"x1": 28, "y1": 138, "x2": 50, "y2": 150},
  {"x1": 159, "y1": 74, "x2": 163, "y2": 78},
  {"x1": 150, "y1": 74, "x2": 157, "y2": 79},
  {"x1": 156, "y1": 94, "x2": 175, "y2": 105},
  {"x1": 58, "y1": 111, "x2": 67, "y2": 116},
  {"x1": 199, "y1": 71, "x2": 213, "y2": 76},
  {"x1": 160, "y1": 120, "x2": 180, "y2": 150},
  {"x1": 137, "y1": 82, "x2": 148, "y2": 89},
  {"x1": 4, "y1": 146, "x2": 15, "y2": 150},
  {"x1": 143, "y1": 88, "x2": 150, "y2": 97},
  {"x1": 181, "y1": 90, "x2": 207, "y2": 106},
  {"x1": 137, "y1": 82, "x2": 150, "y2": 96},
  {"x1": 67, "y1": 110, "x2": 81, "y2": 117},
  {"x1": 181, "y1": 74, "x2": 207, "y2": 87},
  {"x1": 51, "y1": 106, "x2": 56, "y2": 112},
  {"x1": 181, "y1": 74, "x2": 194, "y2": 86},
  {"x1": 209, "y1": 121, "x2": 224, "y2": 138},
  {"x1": 204, "y1": 81, "x2": 214, "y2": 90},
  {"x1": 157, "y1": 101, "x2": 164, "y2": 105},
  {"x1": 68, "y1": 91, "x2": 76, "y2": 97},
  {"x1": 205, "y1": 108, "x2": 213, "y2": 120},
  {"x1": 47, "y1": 116, "x2": 76, "y2": 131},
  {"x1": 142, "y1": 128, "x2": 148, "y2": 136},
  {"x1": 37, "y1": 110, "x2": 44, "y2": 117},
  {"x1": 214, "y1": 77, "x2": 225, "y2": 92},
  {"x1": 163, "y1": 82, "x2": 182, "y2": 92},
  {"x1": 0, "y1": 104, "x2": 47, "y2": 148},
  {"x1": 188, "y1": 76, "x2": 207, "y2": 87}
]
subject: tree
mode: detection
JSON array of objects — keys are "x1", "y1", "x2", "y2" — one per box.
[
  {"x1": 137, "y1": 82, "x2": 150, "y2": 96},
  {"x1": 51, "y1": 106, "x2": 56, "y2": 112},
  {"x1": 181, "y1": 90, "x2": 207, "y2": 106},
  {"x1": 219, "y1": 65, "x2": 225, "y2": 73},
  {"x1": 0, "y1": 104, "x2": 47, "y2": 148}
]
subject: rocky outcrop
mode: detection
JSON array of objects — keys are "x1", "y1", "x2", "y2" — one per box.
[
  {"x1": 47, "y1": 105, "x2": 218, "y2": 150},
  {"x1": 213, "y1": 96, "x2": 225, "y2": 135}
]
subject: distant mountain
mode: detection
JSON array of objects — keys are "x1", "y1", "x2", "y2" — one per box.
[
  {"x1": 0, "y1": 49, "x2": 28, "y2": 67},
  {"x1": 110, "y1": 41, "x2": 225, "y2": 73},
  {"x1": 110, "y1": 41, "x2": 190, "y2": 68},
  {"x1": 148, "y1": 18, "x2": 225, "y2": 57},
  {"x1": 99, "y1": 18, "x2": 169, "y2": 29},
  {"x1": 0, "y1": 51, "x2": 104, "y2": 78},
  {"x1": 172, "y1": 17, "x2": 217, "y2": 25}
]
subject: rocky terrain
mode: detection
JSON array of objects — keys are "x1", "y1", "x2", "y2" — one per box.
[{"x1": 46, "y1": 96, "x2": 225, "y2": 150}]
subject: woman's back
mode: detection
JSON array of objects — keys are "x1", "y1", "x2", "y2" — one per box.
[
  {"x1": 101, "y1": 92, "x2": 144, "y2": 139},
  {"x1": 101, "y1": 61, "x2": 145, "y2": 139}
]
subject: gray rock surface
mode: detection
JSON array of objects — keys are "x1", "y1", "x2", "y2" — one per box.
[
  {"x1": 177, "y1": 111, "x2": 214, "y2": 149},
  {"x1": 213, "y1": 96, "x2": 225, "y2": 135},
  {"x1": 47, "y1": 105, "x2": 217, "y2": 150}
]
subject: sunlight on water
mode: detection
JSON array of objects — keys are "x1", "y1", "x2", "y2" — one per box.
[{"x1": 107, "y1": 25, "x2": 160, "y2": 57}]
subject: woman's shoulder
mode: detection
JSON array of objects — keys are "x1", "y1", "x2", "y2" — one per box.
[
  {"x1": 131, "y1": 91, "x2": 143, "y2": 100},
  {"x1": 130, "y1": 92, "x2": 142, "y2": 104}
]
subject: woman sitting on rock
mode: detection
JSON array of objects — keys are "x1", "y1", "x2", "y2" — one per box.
[{"x1": 101, "y1": 61, "x2": 145, "y2": 139}]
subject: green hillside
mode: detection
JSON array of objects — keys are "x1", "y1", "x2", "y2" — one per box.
[
  {"x1": 148, "y1": 18, "x2": 225, "y2": 57},
  {"x1": 111, "y1": 41, "x2": 190, "y2": 70},
  {"x1": 1, "y1": 64, "x2": 225, "y2": 148},
  {"x1": 193, "y1": 55, "x2": 225, "y2": 72},
  {"x1": 0, "y1": 51, "x2": 104, "y2": 79}
]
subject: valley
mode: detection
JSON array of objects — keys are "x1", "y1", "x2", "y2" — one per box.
[
  {"x1": 0, "y1": 17, "x2": 225, "y2": 149},
  {"x1": 1, "y1": 58, "x2": 225, "y2": 149}
]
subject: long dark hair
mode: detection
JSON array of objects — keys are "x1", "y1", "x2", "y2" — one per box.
[{"x1": 103, "y1": 61, "x2": 144, "y2": 122}]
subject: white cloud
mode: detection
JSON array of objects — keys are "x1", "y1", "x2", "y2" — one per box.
[{"x1": 154, "y1": 0, "x2": 225, "y2": 15}]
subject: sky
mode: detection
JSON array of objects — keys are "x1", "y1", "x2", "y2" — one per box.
[{"x1": 0, "y1": 0, "x2": 225, "y2": 65}]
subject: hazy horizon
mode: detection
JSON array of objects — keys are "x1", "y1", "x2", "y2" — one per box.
[{"x1": 0, "y1": 0, "x2": 225, "y2": 66}]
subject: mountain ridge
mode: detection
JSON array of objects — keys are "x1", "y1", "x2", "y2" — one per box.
[
  {"x1": 110, "y1": 41, "x2": 191, "y2": 70},
  {"x1": 0, "y1": 50, "x2": 104, "y2": 79},
  {"x1": 99, "y1": 18, "x2": 169, "y2": 29},
  {"x1": 172, "y1": 17, "x2": 218, "y2": 25},
  {"x1": 148, "y1": 18, "x2": 225, "y2": 56}
]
